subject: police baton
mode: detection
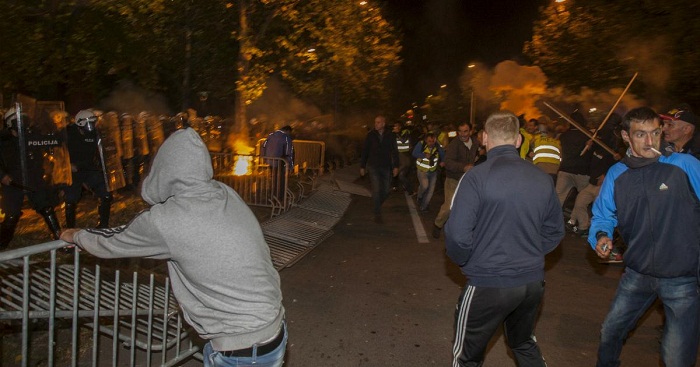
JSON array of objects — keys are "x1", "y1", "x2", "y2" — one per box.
[
  {"x1": 579, "y1": 72, "x2": 637, "y2": 156},
  {"x1": 4, "y1": 180, "x2": 36, "y2": 193},
  {"x1": 543, "y1": 102, "x2": 618, "y2": 156}
]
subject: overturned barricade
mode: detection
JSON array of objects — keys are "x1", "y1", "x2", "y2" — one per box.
[
  {"x1": 0, "y1": 242, "x2": 198, "y2": 367},
  {"x1": 0, "y1": 171, "x2": 353, "y2": 366}
]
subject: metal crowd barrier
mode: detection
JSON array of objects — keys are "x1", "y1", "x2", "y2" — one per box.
[
  {"x1": 0, "y1": 241, "x2": 199, "y2": 367},
  {"x1": 211, "y1": 154, "x2": 293, "y2": 216},
  {"x1": 256, "y1": 139, "x2": 326, "y2": 192}
]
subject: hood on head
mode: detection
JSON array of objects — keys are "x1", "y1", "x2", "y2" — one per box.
[{"x1": 142, "y1": 128, "x2": 213, "y2": 204}]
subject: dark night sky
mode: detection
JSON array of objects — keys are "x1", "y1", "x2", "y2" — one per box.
[{"x1": 382, "y1": 0, "x2": 547, "y2": 110}]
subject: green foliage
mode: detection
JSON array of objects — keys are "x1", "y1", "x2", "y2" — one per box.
[
  {"x1": 0, "y1": 0, "x2": 402, "y2": 113},
  {"x1": 524, "y1": 0, "x2": 700, "y2": 106}
]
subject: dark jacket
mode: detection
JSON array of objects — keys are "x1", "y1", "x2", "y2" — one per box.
[
  {"x1": 559, "y1": 127, "x2": 592, "y2": 175},
  {"x1": 445, "y1": 145, "x2": 565, "y2": 288},
  {"x1": 262, "y1": 129, "x2": 294, "y2": 169},
  {"x1": 67, "y1": 124, "x2": 101, "y2": 172},
  {"x1": 443, "y1": 136, "x2": 479, "y2": 180},
  {"x1": 589, "y1": 152, "x2": 700, "y2": 278},
  {"x1": 360, "y1": 129, "x2": 399, "y2": 170}
]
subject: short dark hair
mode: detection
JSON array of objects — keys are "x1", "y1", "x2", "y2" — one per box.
[
  {"x1": 281, "y1": 125, "x2": 292, "y2": 133},
  {"x1": 458, "y1": 121, "x2": 472, "y2": 130},
  {"x1": 621, "y1": 107, "x2": 659, "y2": 132}
]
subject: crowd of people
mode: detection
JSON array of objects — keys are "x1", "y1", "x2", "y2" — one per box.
[
  {"x1": 359, "y1": 103, "x2": 700, "y2": 366},
  {"x1": 3, "y1": 97, "x2": 700, "y2": 366},
  {"x1": 0, "y1": 105, "x2": 239, "y2": 251}
]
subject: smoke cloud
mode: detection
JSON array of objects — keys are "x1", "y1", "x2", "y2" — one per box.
[
  {"x1": 100, "y1": 80, "x2": 171, "y2": 116},
  {"x1": 461, "y1": 60, "x2": 646, "y2": 126}
]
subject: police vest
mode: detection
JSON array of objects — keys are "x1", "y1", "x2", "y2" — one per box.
[
  {"x1": 396, "y1": 130, "x2": 411, "y2": 153},
  {"x1": 532, "y1": 135, "x2": 562, "y2": 165},
  {"x1": 416, "y1": 144, "x2": 439, "y2": 172}
]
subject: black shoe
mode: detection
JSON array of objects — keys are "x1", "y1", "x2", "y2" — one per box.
[
  {"x1": 432, "y1": 225, "x2": 441, "y2": 239},
  {"x1": 565, "y1": 221, "x2": 577, "y2": 233}
]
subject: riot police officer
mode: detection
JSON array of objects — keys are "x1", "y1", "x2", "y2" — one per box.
[
  {"x1": 0, "y1": 107, "x2": 63, "y2": 250},
  {"x1": 64, "y1": 109, "x2": 112, "y2": 228}
]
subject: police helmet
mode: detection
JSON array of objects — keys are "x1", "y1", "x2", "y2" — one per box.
[{"x1": 75, "y1": 109, "x2": 97, "y2": 132}]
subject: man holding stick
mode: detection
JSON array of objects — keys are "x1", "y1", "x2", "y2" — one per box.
[{"x1": 588, "y1": 107, "x2": 700, "y2": 367}]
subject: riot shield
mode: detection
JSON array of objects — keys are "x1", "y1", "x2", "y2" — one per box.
[
  {"x1": 119, "y1": 113, "x2": 134, "y2": 160},
  {"x1": 134, "y1": 112, "x2": 150, "y2": 157},
  {"x1": 9, "y1": 100, "x2": 72, "y2": 190},
  {"x1": 96, "y1": 112, "x2": 126, "y2": 192},
  {"x1": 35, "y1": 101, "x2": 72, "y2": 186},
  {"x1": 145, "y1": 113, "x2": 165, "y2": 157}
]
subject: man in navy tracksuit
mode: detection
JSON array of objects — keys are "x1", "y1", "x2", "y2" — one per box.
[
  {"x1": 589, "y1": 107, "x2": 700, "y2": 367},
  {"x1": 445, "y1": 111, "x2": 564, "y2": 367}
]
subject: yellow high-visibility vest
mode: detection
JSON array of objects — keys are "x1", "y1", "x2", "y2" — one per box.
[
  {"x1": 416, "y1": 144, "x2": 439, "y2": 172},
  {"x1": 532, "y1": 135, "x2": 562, "y2": 165}
]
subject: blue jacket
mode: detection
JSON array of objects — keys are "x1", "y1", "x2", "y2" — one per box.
[
  {"x1": 445, "y1": 145, "x2": 564, "y2": 288},
  {"x1": 588, "y1": 152, "x2": 700, "y2": 278},
  {"x1": 262, "y1": 130, "x2": 293, "y2": 169}
]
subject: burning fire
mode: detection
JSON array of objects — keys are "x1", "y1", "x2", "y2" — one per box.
[
  {"x1": 233, "y1": 156, "x2": 253, "y2": 176},
  {"x1": 227, "y1": 132, "x2": 255, "y2": 176}
]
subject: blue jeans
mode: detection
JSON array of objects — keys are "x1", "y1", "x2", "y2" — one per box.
[
  {"x1": 368, "y1": 167, "x2": 393, "y2": 215},
  {"x1": 416, "y1": 169, "x2": 437, "y2": 211},
  {"x1": 204, "y1": 323, "x2": 288, "y2": 367},
  {"x1": 597, "y1": 268, "x2": 700, "y2": 367}
]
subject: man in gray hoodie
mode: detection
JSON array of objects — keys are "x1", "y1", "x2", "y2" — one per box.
[{"x1": 60, "y1": 128, "x2": 286, "y2": 367}]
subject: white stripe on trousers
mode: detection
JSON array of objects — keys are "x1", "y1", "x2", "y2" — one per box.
[{"x1": 452, "y1": 285, "x2": 475, "y2": 367}]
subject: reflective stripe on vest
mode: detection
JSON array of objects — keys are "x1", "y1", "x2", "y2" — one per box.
[
  {"x1": 416, "y1": 145, "x2": 438, "y2": 172},
  {"x1": 397, "y1": 139, "x2": 410, "y2": 152},
  {"x1": 397, "y1": 130, "x2": 411, "y2": 152},
  {"x1": 532, "y1": 144, "x2": 561, "y2": 164}
]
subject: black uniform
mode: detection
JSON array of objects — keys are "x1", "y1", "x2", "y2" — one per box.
[
  {"x1": 64, "y1": 124, "x2": 112, "y2": 228},
  {"x1": 0, "y1": 129, "x2": 62, "y2": 249}
]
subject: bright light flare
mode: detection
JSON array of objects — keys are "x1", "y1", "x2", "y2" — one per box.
[{"x1": 233, "y1": 156, "x2": 253, "y2": 176}]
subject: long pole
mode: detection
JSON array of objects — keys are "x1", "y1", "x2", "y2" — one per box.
[
  {"x1": 579, "y1": 72, "x2": 638, "y2": 156},
  {"x1": 543, "y1": 101, "x2": 618, "y2": 156},
  {"x1": 470, "y1": 91, "x2": 475, "y2": 125}
]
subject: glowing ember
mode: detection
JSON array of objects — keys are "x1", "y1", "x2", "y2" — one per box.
[{"x1": 233, "y1": 156, "x2": 253, "y2": 176}]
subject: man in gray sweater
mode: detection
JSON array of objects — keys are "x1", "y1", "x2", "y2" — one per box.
[{"x1": 61, "y1": 128, "x2": 286, "y2": 367}]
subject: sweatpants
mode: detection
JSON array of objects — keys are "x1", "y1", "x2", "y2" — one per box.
[{"x1": 452, "y1": 281, "x2": 547, "y2": 367}]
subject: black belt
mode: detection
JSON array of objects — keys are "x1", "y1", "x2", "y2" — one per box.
[{"x1": 219, "y1": 327, "x2": 285, "y2": 358}]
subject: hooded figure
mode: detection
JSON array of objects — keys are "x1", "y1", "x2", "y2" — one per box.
[{"x1": 61, "y1": 128, "x2": 286, "y2": 364}]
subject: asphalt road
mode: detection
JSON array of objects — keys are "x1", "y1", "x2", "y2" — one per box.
[{"x1": 278, "y1": 165, "x2": 678, "y2": 367}]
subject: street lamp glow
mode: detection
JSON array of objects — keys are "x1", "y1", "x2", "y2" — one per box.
[
  {"x1": 307, "y1": 48, "x2": 316, "y2": 53},
  {"x1": 360, "y1": 1, "x2": 367, "y2": 5},
  {"x1": 555, "y1": 0, "x2": 565, "y2": 3},
  {"x1": 440, "y1": 84, "x2": 447, "y2": 89},
  {"x1": 468, "y1": 64, "x2": 476, "y2": 68}
]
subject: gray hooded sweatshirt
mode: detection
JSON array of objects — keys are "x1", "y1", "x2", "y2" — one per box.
[{"x1": 74, "y1": 128, "x2": 284, "y2": 351}]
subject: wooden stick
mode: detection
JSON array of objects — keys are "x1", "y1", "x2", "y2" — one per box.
[
  {"x1": 543, "y1": 101, "x2": 618, "y2": 156},
  {"x1": 580, "y1": 72, "x2": 638, "y2": 156}
]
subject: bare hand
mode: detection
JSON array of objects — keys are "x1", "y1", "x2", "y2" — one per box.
[
  {"x1": 60, "y1": 228, "x2": 82, "y2": 244},
  {"x1": 360, "y1": 168, "x2": 366, "y2": 177},
  {"x1": 463, "y1": 164, "x2": 473, "y2": 172},
  {"x1": 392, "y1": 168, "x2": 399, "y2": 177},
  {"x1": 595, "y1": 236, "x2": 613, "y2": 258},
  {"x1": 1, "y1": 175, "x2": 11, "y2": 186}
]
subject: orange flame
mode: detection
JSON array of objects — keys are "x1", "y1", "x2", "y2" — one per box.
[{"x1": 233, "y1": 156, "x2": 253, "y2": 176}]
